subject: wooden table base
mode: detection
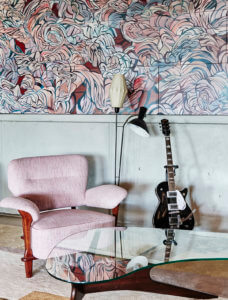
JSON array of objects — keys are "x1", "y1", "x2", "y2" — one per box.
[{"x1": 70, "y1": 268, "x2": 217, "y2": 300}]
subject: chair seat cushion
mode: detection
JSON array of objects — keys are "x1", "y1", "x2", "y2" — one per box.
[{"x1": 31, "y1": 209, "x2": 115, "y2": 259}]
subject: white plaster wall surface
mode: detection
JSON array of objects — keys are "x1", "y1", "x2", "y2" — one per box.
[
  {"x1": 0, "y1": 115, "x2": 115, "y2": 213},
  {"x1": 117, "y1": 115, "x2": 228, "y2": 232},
  {"x1": 0, "y1": 115, "x2": 227, "y2": 233}
]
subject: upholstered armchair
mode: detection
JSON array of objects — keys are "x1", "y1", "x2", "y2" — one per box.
[{"x1": 0, "y1": 155, "x2": 127, "y2": 278}]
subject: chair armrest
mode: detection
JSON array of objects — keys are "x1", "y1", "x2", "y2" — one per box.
[
  {"x1": 85, "y1": 185, "x2": 127, "y2": 209},
  {"x1": 0, "y1": 197, "x2": 40, "y2": 222}
]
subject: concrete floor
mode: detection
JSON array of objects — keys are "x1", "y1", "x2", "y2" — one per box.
[{"x1": 0, "y1": 214, "x2": 22, "y2": 226}]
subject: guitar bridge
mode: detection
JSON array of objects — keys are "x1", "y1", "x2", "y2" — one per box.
[{"x1": 169, "y1": 215, "x2": 182, "y2": 226}]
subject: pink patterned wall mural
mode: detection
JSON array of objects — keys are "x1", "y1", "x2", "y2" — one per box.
[{"x1": 0, "y1": 0, "x2": 227, "y2": 114}]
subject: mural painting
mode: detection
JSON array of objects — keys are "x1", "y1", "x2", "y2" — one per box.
[{"x1": 0, "y1": 0, "x2": 227, "y2": 114}]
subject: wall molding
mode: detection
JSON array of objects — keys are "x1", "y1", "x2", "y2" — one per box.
[{"x1": 1, "y1": 114, "x2": 228, "y2": 125}]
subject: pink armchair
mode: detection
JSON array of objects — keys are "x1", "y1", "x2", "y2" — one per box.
[{"x1": 0, "y1": 154, "x2": 127, "y2": 278}]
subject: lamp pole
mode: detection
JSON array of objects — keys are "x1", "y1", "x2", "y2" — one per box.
[
  {"x1": 116, "y1": 115, "x2": 135, "y2": 186},
  {"x1": 114, "y1": 113, "x2": 118, "y2": 185}
]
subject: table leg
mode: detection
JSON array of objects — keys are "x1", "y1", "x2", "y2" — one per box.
[{"x1": 71, "y1": 284, "x2": 84, "y2": 300}]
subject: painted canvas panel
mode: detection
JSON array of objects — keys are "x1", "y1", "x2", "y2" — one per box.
[
  {"x1": 158, "y1": 62, "x2": 228, "y2": 114},
  {"x1": 0, "y1": 0, "x2": 227, "y2": 114}
]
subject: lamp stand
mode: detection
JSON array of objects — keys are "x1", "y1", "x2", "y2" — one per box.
[
  {"x1": 117, "y1": 115, "x2": 135, "y2": 186},
  {"x1": 113, "y1": 115, "x2": 134, "y2": 226},
  {"x1": 114, "y1": 113, "x2": 118, "y2": 185}
]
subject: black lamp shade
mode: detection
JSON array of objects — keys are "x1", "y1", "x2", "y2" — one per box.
[{"x1": 128, "y1": 107, "x2": 149, "y2": 137}]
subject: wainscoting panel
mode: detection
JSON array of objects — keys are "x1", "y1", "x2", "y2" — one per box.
[{"x1": 0, "y1": 115, "x2": 228, "y2": 232}]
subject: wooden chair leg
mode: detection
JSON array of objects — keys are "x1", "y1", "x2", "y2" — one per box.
[
  {"x1": 19, "y1": 210, "x2": 36, "y2": 278},
  {"x1": 23, "y1": 258, "x2": 33, "y2": 278},
  {"x1": 112, "y1": 205, "x2": 119, "y2": 226}
]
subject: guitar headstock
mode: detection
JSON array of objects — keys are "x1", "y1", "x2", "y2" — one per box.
[{"x1": 161, "y1": 119, "x2": 170, "y2": 136}]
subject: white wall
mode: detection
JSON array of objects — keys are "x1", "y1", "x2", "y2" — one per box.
[
  {"x1": 118, "y1": 116, "x2": 228, "y2": 233},
  {"x1": 0, "y1": 115, "x2": 115, "y2": 212},
  {"x1": 0, "y1": 115, "x2": 227, "y2": 233}
]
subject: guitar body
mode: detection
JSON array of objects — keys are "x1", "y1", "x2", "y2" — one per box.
[{"x1": 153, "y1": 181, "x2": 195, "y2": 230}]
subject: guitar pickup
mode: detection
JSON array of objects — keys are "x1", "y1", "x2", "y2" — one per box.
[
  {"x1": 168, "y1": 203, "x2": 179, "y2": 210},
  {"x1": 167, "y1": 191, "x2": 177, "y2": 197}
]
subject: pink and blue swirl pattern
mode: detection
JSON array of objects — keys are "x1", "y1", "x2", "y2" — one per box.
[
  {"x1": 0, "y1": 0, "x2": 227, "y2": 114},
  {"x1": 46, "y1": 252, "x2": 129, "y2": 282}
]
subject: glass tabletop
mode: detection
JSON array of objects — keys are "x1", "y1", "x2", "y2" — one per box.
[{"x1": 45, "y1": 227, "x2": 228, "y2": 285}]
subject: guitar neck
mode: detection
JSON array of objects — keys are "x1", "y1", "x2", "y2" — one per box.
[
  {"x1": 161, "y1": 120, "x2": 181, "y2": 262},
  {"x1": 164, "y1": 136, "x2": 179, "y2": 262},
  {"x1": 164, "y1": 244, "x2": 172, "y2": 262},
  {"x1": 164, "y1": 229, "x2": 175, "y2": 262},
  {"x1": 165, "y1": 136, "x2": 175, "y2": 191}
]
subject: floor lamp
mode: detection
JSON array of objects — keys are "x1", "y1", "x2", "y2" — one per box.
[
  {"x1": 110, "y1": 74, "x2": 149, "y2": 223},
  {"x1": 116, "y1": 107, "x2": 150, "y2": 225},
  {"x1": 113, "y1": 107, "x2": 149, "y2": 226},
  {"x1": 110, "y1": 74, "x2": 128, "y2": 186}
]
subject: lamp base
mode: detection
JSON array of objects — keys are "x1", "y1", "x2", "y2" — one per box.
[{"x1": 115, "y1": 107, "x2": 120, "y2": 113}]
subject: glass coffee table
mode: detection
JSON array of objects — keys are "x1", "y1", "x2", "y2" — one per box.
[{"x1": 46, "y1": 227, "x2": 228, "y2": 300}]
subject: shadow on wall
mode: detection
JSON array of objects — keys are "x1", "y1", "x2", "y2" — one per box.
[
  {"x1": 118, "y1": 181, "x2": 152, "y2": 227},
  {"x1": 198, "y1": 214, "x2": 228, "y2": 233},
  {"x1": 119, "y1": 182, "x2": 151, "y2": 194},
  {"x1": 189, "y1": 185, "x2": 227, "y2": 233},
  {"x1": 118, "y1": 202, "x2": 149, "y2": 227},
  {"x1": 189, "y1": 185, "x2": 201, "y2": 227},
  {"x1": 86, "y1": 155, "x2": 106, "y2": 188}
]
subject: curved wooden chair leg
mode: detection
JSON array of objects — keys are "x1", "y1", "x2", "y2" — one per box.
[
  {"x1": 23, "y1": 259, "x2": 33, "y2": 278},
  {"x1": 112, "y1": 205, "x2": 119, "y2": 226},
  {"x1": 19, "y1": 210, "x2": 36, "y2": 278}
]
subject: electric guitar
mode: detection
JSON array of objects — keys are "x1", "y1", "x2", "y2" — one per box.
[
  {"x1": 153, "y1": 119, "x2": 195, "y2": 230},
  {"x1": 153, "y1": 119, "x2": 195, "y2": 262}
]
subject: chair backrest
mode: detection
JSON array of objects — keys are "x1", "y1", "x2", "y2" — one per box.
[{"x1": 8, "y1": 154, "x2": 88, "y2": 211}]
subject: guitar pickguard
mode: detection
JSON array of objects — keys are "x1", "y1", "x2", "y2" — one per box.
[{"x1": 167, "y1": 190, "x2": 186, "y2": 211}]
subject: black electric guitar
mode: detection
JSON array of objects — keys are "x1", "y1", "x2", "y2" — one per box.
[{"x1": 153, "y1": 119, "x2": 195, "y2": 231}]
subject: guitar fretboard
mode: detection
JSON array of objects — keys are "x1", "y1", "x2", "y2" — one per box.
[{"x1": 165, "y1": 137, "x2": 175, "y2": 191}]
